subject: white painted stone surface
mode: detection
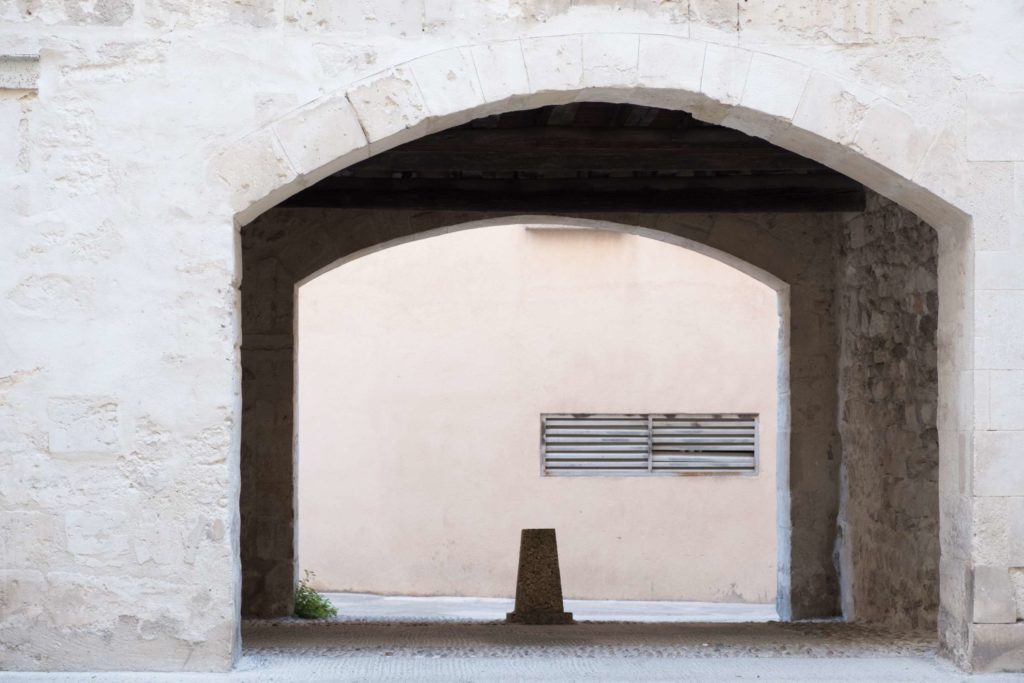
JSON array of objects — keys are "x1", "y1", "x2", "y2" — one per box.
[{"x1": 0, "y1": 0, "x2": 1021, "y2": 674}]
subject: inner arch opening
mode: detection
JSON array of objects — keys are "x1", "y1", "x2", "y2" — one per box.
[{"x1": 295, "y1": 222, "x2": 786, "y2": 618}]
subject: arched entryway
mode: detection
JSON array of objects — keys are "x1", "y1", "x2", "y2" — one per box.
[{"x1": 215, "y1": 34, "x2": 973, "y2": 667}]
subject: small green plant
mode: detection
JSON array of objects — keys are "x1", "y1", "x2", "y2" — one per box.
[{"x1": 294, "y1": 570, "x2": 338, "y2": 619}]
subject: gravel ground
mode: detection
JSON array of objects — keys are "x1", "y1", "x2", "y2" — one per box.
[
  {"x1": 4, "y1": 621, "x2": 1020, "y2": 681},
  {"x1": 243, "y1": 619, "x2": 939, "y2": 659}
]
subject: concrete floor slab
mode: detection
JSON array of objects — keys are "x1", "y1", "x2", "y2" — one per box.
[{"x1": 322, "y1": 592, "x2": 780, "y2": 623}]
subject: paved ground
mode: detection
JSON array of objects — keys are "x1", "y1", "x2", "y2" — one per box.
[
  {"x1": 323, "y1": 592, "x2": 780, "y2": 623},
  {"x1": 5, "y1": 620, "x2": 1021, "y2": 681}
]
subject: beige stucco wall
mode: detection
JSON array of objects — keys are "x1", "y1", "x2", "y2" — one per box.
[{"x1": 297, "y1": 224, "x2": 779, "y2": 603}]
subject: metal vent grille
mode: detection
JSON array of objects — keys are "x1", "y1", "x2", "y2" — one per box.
[{"x1": 541, "y1": 414, "x2": 758, "y2": 476}]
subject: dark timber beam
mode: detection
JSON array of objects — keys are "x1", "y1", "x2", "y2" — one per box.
[
  {"x1": 281, "y1": 175, "x2": 866, "y2": 213},
  {"x1": 347, "y1": 127, "x2": 829, "y2": 174}
]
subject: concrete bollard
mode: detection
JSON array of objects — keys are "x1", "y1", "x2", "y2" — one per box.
[{"x1": 506, "y1": 528, "x2": 574, "y2": 625}]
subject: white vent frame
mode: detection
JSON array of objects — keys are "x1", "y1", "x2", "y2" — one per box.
[{"x1": 540, "y1": 413, "x2": 759, "y2": 476}]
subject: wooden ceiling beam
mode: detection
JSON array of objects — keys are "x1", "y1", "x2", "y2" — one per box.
[
  {"x1": 282, "y1": 175, "x2": 866, "y2": 213},
  {"x1": 344, "y1": 127, "x2": 827, "y2": 174}
]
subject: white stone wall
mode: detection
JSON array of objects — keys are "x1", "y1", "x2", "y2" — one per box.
[{"x1": 1, "y1": 0, "x2": 1022, "y2": 673}]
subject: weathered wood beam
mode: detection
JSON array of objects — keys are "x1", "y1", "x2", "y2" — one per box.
[
  {"x1": 347, "y1": 127, "x2": 827, "y2": 174},
  {"x1": 408, "y1": 126, "x2": 757, "y2": 149},
  {"x1": 281, "y1": 175, "x2": 866, "y2": 213}
]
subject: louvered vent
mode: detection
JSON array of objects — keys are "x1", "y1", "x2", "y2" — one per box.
[{"x1": 541, "y1": 414, "x2": 758, "y2": 476}]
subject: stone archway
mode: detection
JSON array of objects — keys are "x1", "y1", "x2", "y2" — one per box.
[
  {"x1": 214, "y1": 32, "x2": 975, "y2": 668},
  {"x1": 242, "y1": 211, "x2": 800, "y2": 615}
]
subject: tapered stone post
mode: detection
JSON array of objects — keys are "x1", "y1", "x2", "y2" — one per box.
[{"x1": 506, "y1": 528, "x2": 574, "y2": 624}]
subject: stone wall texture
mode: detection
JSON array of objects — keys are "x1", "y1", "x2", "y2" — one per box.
[
  {"x1": 1, "y1": 0, "x2": 1023, "y2": 674},
  {"x1": 837, "y1": 193, "x2": 940, "y2": 629}
]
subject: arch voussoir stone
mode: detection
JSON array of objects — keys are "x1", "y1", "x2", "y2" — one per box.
[{"x1": 217, "y1": 33, "x2": 962, "y2": 232}]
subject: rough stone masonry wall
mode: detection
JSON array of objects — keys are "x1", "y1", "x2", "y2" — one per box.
[{"x1": 836, "y1": 192, "x2": 939, "y2": 629}]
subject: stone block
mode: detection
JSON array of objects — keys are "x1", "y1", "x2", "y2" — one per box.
[
  {"x1": 522, "y1": 35, "x2": 582, "y2": 93},
  {"x1": 958, "y1": 164, "x2": 1016, "y2": 251},
  {"x1": 1013, "y1": 503, "x2": 1024, "y2": 566},
  {"x1": 213, "y1": 127, "x2": 298, "y2": 225},
  {"x1": 47, "y1": 396, "x2": 119, "y2": 454},
  {"x1": 739, "y1": 2, "x2": 947, "y2": 45},
  {"x1": 38, "y1": 0, "x2": 133, "y2": 25},
  {"x1": 273, "y1": 95, "x2": 368, "y2": 181},
  {"x1": 740, "y1": 54, "x2": 809, "y2": 120},
  {"x1": 968, "y1": 90, "x2": 1024, "y2": 161},
  {"x1": 937, "y1": 429, "x2": 964, "y2": 501},
  {"x1": 637, "y1": 35, "x2": 703, "y2": 93},
  {"x1": 976, "y1": 290, "x2": 1024, "y2": 370},
  {"x1": 989, "y1": 370, "x2": 1024, "y2": 430},
  {"x1": 581, "y1": 34, "x2": 638, "y2": 89},
  {"x1": 974, "y1": 431, "x2": 1024, "y2": 496},
  {"x1": 972, "y1": 497, "x2": 1010, "y2": 566},
  {"x1": 346, "y1": 67, "x2": 428, "y2": 144},
  {"x1": 1015, "y1": 163, "x2": 1024, "y2": 215},
  {"x1": 940, "y1": 551, "x2": 972, "y2": 628},
  {"x1": 976, "y1": 250, "x2": 1024, "y2": 291},
  {"x1": 853, "y1": 101, "x2": 932, "y2": 179},
  {"x1": 0, "y1": 56, "x2": 39, "y2": 90},
  {"x1": 65, "y1": 509, "x2": 130, "y2": 561},
  {"x1": 913, "y1": 127, "x2": 973, "y2": 207},
  {"x1": 971, "y1": 623, "x2": 1024, "y2": 672},
  {"x1": 283, "y1": 0, "x2": 421, "y2": 34},
  {"x1": 976, "y1": 495, "x2": 1024, "y2": 572},
  {"x1": 689, "y1": 0, "x2": 739, "y2": 40},
  {"x1": 0, "y1": 511, "x2": 61, "y2": 567},
  {"x1": 700, "y1": 44, "x2": 751, "y2": 106},
  {"x1": 966, "y1": 369, "x2": 988, "y2": 432},
  {"x1": 506, "y1": 529, "x2": 573, "y2": 625},
  {"x1": 409, "y1": 48, "x2": 485, "y2": 120},
  {"x1": 1013, "y1": 568, "x2": 1024, "y2": 620},
  {"x1": 470, "y1": 41, "x2": 530, "y2": 104},
  {"x1": 0, "y1": 98, "x2": 24, "y2": 175},
  {"x1": 635, "y1": 0, "x2": 687, "y2": 23}
]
